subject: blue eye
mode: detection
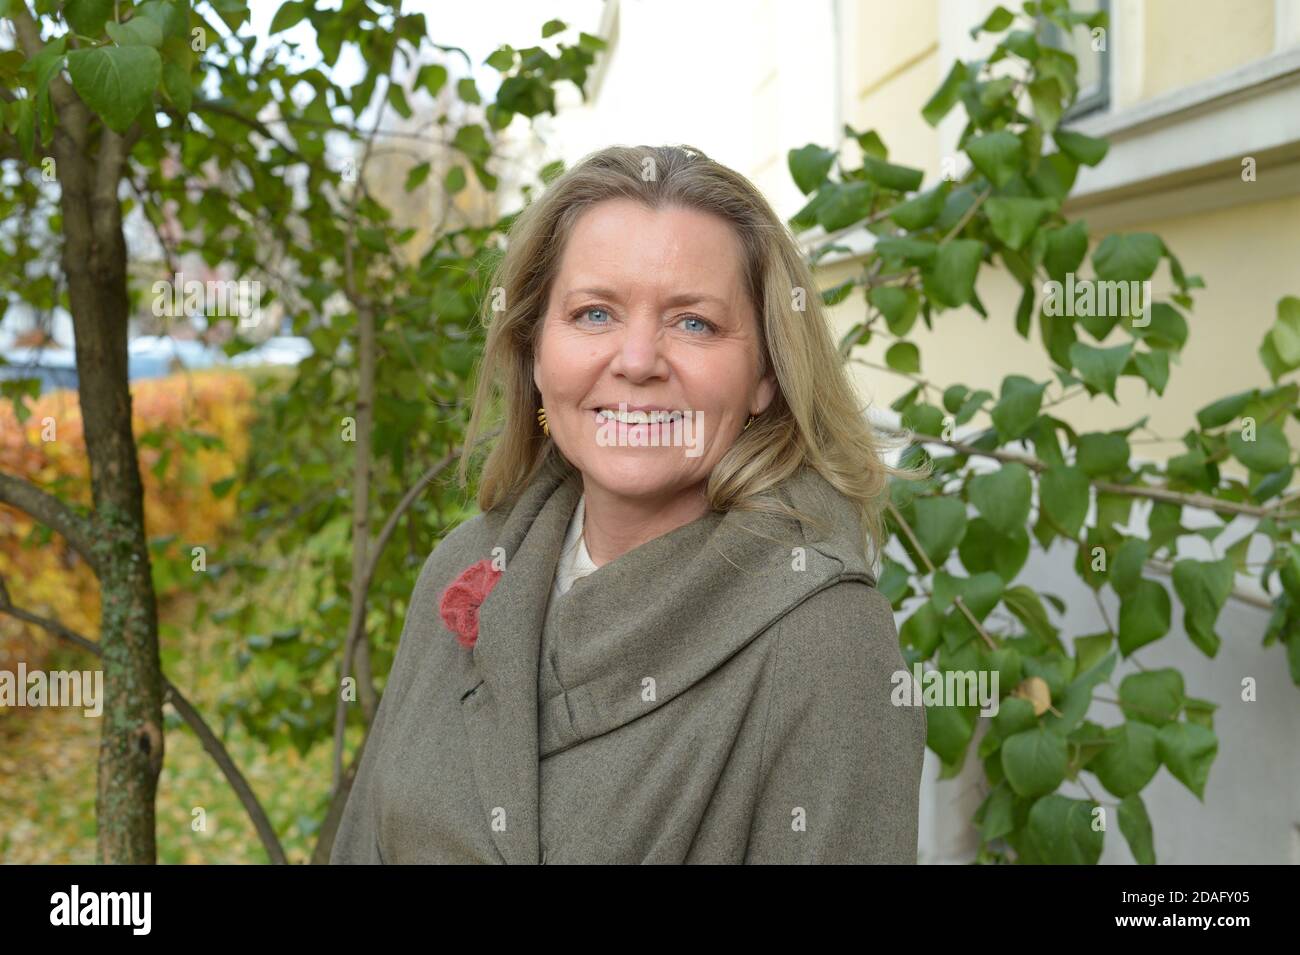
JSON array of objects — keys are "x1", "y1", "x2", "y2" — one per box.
[
  {"x1": 576, "y1": 307, "x2": 610, "y2": 325},
  {"x1": 679, "y1": 315, "x2": 715, "y2": 333}
]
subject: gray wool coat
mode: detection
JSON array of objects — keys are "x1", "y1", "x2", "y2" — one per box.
[{"x1": 330, "y1": 456, "x2": 926, "y2": 864}]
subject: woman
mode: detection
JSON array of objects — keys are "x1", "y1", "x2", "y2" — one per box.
[{"x1": 330, "y1": 144, "x2": 927, "y2": 864}]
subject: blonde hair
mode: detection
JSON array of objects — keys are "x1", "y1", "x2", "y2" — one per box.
[{"x1": 458, "y1": 144, "x2": 927, "y2": 569}]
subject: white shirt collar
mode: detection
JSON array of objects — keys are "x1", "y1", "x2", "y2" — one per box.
[{"x1": 553, "y1": 494, "x2": 598, "y2": 598}]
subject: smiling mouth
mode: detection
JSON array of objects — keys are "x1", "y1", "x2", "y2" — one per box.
[{"x1": 594, "y1": 408, "x2": 689, "y2": 424}]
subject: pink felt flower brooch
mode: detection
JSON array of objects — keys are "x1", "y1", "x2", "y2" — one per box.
[{"x1": 439, "y1": 558, "x2": 503, "y2": 649}]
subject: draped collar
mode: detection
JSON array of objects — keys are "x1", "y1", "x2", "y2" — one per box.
[{"x1": 457, "y1": 453, "x2": 875, "y2": 864}]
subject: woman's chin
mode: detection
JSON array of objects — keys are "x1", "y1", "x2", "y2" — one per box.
[{"x1": 577, "y1": 455, "x2": 700, "y2": 501}]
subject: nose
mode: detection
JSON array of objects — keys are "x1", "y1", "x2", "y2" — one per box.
[{"x1": 607, "y1": 312, "x2": 669, "y2": 382}]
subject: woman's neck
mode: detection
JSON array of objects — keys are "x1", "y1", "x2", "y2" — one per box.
[{"x1": 579, "y1": 479, "x2": 711, "y2": 566}]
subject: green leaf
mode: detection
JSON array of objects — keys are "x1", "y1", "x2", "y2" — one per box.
[
  {"x1": 912, "y1": 496, "x2": 967, "y2": 565},
  {"x1": 1053, "y1": 128, "x2": 1109, "y2": 166},
  {"x1": 991, "y1": 696, "x2": 1038, "y2": 740},
  {"x1": 1227, "y1": 423, "x2": 1289, "y2": 473},
  {"x1": 1196, "y1": 390, "x2": 1252, "y2": 430},
  {"x1": 417, "y1": 63, "x2": 448, "y2": 97},
  {"x1": 875, "y1": 237, "x2": 937, "y2": 264},
  {"x1": 1110, "y1": 539, "x2": 1149, "y2": 598},
  {"x1": 29, "y1": 36, "x2": 67, "y2": 135},
  {"x1": 1119, "y1": 668, "x2": 1183, "y2": 728},
  {"x1": 1043, "y1": 220, "x2": 1088, "y2": 282},
  {"x1": 1069, "y1": 341, "x2": 1133, "y2": 400},
  {"x1": 1023, "y1": 795, "x2": 1103, "y2": 864},
  {"x1": 1118, "y1": 794, "x2": 1156, "y2": 864},
  {"x1": 1075, "y1": 431, "x2": 1129, "y2": 476},
  {"x1": 959, "y1": 519, "x2": 1029, "y2": 582},
  {"x1": 923, "y1": 239, "x2": 983, "y2": 307},
  {"x1": 1090, "y1": 721, "x2": 1159, "y2": 797},
  {"x1": 161, "y1": 58, "x2": 191, "y2": 113},
  {"x1": 1039, "y1": 465, "x2": 1089, "y2": 538},
  {"x1": 868, "y1": 286, "x2": 920, "y2": 335},
  {"x1": 1003, "y1": 29, "x2": 1040, "y2": 59},
  {"x1": 846, "y1": 125, "x2": 888, "y2": 160},
  {"x1": 67, "y1": 45, "x2": 162, "y2": 134},
  {"x1": 885, "y1": 341, "x2": 920, "y2": 374},
  {"x1": 990, "y1": 374, "x2": 1045, "y2": 440},
  {"x1": 404, "y1": 161, "x2": 430, "y2": 192},
  {"x1": 64, "y1": 0, "x2": 114, "y2": 37},
  {"x1": 965, "y1": 130, "x2": 1021, "y2": 187},
  {"x1": 861, "y1": 156, "x2": 923, "y2": 193},
  {"x1": 1003, "y1": 585, "x2": 1059, "y2": 645},
  {"x1": 933, "y1": 570, "x2": 1004, "y2": 621},
  {"x1": 457, "y1": 77, "x2": 480, "y2": 104},
  {"x1": 1118, "y1": 578, "x2": 1172, "y2": 655},
  {"x1": 1092, "y1": 233, "x2": 1163, "y2": 282},
  {"x1": 926, "y1": 701, "x2": 976, "y2": 767},
  {"x1": 136, "y1": 1, "x2": 189, "y2": 40},
  {"x1": 1172, "y1": 557, "x2": 1235, "y2": 657},
  {"x1": 12, "y1": 96, "x2": 34, "y2": 159},
  {"x1": 984, "y1": 197, "x2": 1052, "y2": 250},
  {"x1": 1002, "y1": 727, "x2": 1068, "y2": 797},
  {"x1": 1266, "y1": 295, "x2": 1300, "y2": 368},
  {"x1": 386, "y1": 83, "x2": 412, "y2": 119},
  {"x1": 106, "y1": 17, "x2": 164, "y2": 48},
  {"x1": 821, "y1": 279, "x2": 855, "y2": 307},
  {"x1": 788, "y1": 143, "x2": 836, "y2": 195},
  {"x1": 901, "y1": 601, "x2": 942, "y2": 656},
  {"x1": 976, "y1": 782, "x2": 1018, "y2": 841},
  {"x1": 922, "y1": 61, "x2": 967, "y2": 126},
  {"x1": 541, "y1": 18, "x2": 566, "y2": 37},
  {"x1": 971, "y1": 5, "x2": 1014, "y2": 36},
  {"x1": 1073, "y1": 632, "x2": 1113, "y2": 675},
  {"x1": 1133, "y1": 349, "x2": 1170, "y2": 395},
  {"x1": 1028, "y1": 76, "x2": 1064, "y2": 132},
  {"x1": 887, "y1": 187, "x2": 945, "y2": 230},
  {"x1": 270, "y1": 1, "x2": 308, "y2": 34},
  {"x1": 815, "y1": 181, "x2": 873, "y2": 231},
  {"x1": 485, "y1": 45, "x2": 515, "y2": 71},
  {"x1": 1156, "y1": 722, "x2": 1217, "y2": 799},
  {"x1": 967, "y1": 462, "x2": 1032, "y2": 536}
]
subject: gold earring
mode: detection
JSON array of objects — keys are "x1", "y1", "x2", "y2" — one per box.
[
  {"x1": 744, "y1": 414, "x2": 755, "y2": 431},
  {"x1": 537, "y1": 406, "x2": 549, "y2": 436}
]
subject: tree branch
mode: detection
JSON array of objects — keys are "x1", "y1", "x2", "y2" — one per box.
[
  {"x1": 0, "y1": 472, "x2": 102, "y2": 575},
  {"x1": 908, "y1": 431, "x2": 1300, "y2": 522}
]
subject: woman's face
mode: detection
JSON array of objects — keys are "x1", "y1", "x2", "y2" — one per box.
[{"x1": 533, "y1": 198, "x2": 776, "y2": 507}]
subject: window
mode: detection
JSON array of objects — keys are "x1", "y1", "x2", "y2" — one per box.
[{"x1": 1040, "y1": 0, "x2": 1111, "y2": 121}]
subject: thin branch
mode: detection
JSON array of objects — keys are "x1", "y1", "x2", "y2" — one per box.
[
  {"x1": 887, "y1": 499, "x2": 998, "y2": 651},
  {"x1": 940, "y1": 186, "x2": 991, "y2": 244}
]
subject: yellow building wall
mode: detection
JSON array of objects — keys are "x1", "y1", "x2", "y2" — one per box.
[
  {"x1": 844, "y1": 0, "x2": 941, "y2": 174},
  {"x1": 1138, "y1": 0, "x2": 1276, "y2": 104}
]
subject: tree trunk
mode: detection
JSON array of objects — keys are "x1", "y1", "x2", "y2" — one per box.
[{"x1": 57, "y1": 122, "x2": 164, "y2": 864}]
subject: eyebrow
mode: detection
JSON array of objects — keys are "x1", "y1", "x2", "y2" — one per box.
[{"x1": 563, "y1": 287, "x2": 731, "y2": 309}]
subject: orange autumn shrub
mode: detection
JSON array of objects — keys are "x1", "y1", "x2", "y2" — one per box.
[{"x1": 0, "y1": 369, "x2": 256, "y2": 678}]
